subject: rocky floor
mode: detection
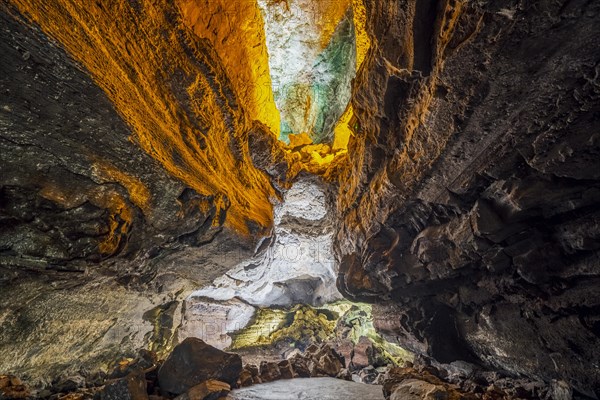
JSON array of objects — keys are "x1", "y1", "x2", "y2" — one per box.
[
  {"x1": 230, "y1": 377, "x2": 384, "y2": 400},
  {"x1": 1, "y1": 337, "x2": 589, "y2": 400}
]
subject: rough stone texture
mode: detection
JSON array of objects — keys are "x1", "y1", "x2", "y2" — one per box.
[
  {"x1": 101, "y1": 370, "x2": 148, "y2": 400},
  {"x1": 191, "y1": 176, "x2": 341, "y2": 307},
  {"x1": 258, "y1": 0, "x2": 356, "y2": 143},
  {"x1": 335, "y1": 0, "x2": 600, "y2": 397},
  {"x1": 1, "y1": 0, "x2": 599, "y2": 396},
  {"x1": 174, "y1": 380, "x2": 230, "y2": 400},
  {"x1": 0, "y1": 2, "x2": 267, "y2": 383},
  {"x1": 0, "y1": 375, "x2": 30, "y2": 399},
  {"x1": 157, "y1": 338, "x2": 242, "y2": 396}
]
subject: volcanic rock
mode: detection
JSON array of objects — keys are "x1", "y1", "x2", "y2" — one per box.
[
  {"x1": 157, "y1": 338, "x2": 242, "y2": 396},
  {"x1": 174, "y1": 380, "x2": 230, "y2": 400},
  {"x1": 101, "y1": 370, "x2": 148, "y2": 400}
]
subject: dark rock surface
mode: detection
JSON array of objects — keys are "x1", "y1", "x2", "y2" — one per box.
[
  {"x1": 0, "y1": 5, "x2": 225, "y2": 269},
  {"x1": 335, "y1": 0, "x2": 600, "y2": 397},
  {"x1": 101, "y1": 370, "x2": 148, "y2": 400},
  {"x1": 157, "y1": 338, "x2": 242, "y2": 396},
  {"x1": 0, "y1": 3, "x2": 260, "y2": 381}
]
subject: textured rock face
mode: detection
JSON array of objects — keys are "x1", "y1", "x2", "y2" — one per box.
[
  {"x1": 191, "y1": 177, "x2": 340, "y2": 307},
  {"x1": 0, "y1": 4, "x2": 256, "y2": 382},
  {"x1": 1, "y1": 0, "x2": 599, "y2": 396},
  {"x1": 5, "y1": 0, "x2": 282, "y2": 235},
  {"x1": 178, "y1": 177, "x2": 341, "y2": 348},
  {"x1": 335, "y1": 0, "x2": 600, "y2": 396},
  {"x1": 258, "y1": 0, "x2": 356, "y2": 143}
]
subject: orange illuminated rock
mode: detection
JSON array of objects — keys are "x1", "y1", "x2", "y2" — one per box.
[
  {"x1": 178, "y1": 0, "x2": 281, "y2": 137},
  {"x1": 10, "y1": 0, "x2": 278, "y2": 235}
]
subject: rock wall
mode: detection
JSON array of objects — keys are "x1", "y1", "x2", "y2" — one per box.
[
  {"x1": 179, "y1": 176, "x2": 341, "y2": 348},
  {"x1": 335, "y1": 0, "x2": 600, "y2": 396},
  {"x1": 0, "y1": 2, "x2": 271, "y2": 382}
]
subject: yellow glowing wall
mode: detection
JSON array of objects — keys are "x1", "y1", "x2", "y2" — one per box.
[
  {"x1": 10, "y1": 0, "x2": 278, "y2": 235},
  {"x1": 179, "y1": 0, "x2": 281, "y2": 136}
]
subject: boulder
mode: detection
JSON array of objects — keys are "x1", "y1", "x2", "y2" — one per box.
[
  {"x1": 238, "y1": 369, "x2": 253, "y2": 387},
  {"x1": 259, "y1": 361, "x2": 281, "y2": 383},
  {"x1": 312, "y1": 344, "x2": 344, "y2": 377},
  {"x1": 336, "y1": 368, "x2": 352, "y2": 381},
  {"x1": 157, "y1": 338, "x2": 242, "y2": 396},
  {"x1": 277, "y1": 360, "x2": 294, "y2": 380},
  {"x1": 332, "y1": 340, "x2": 354, "y2": 369},
  {"x1": 357, "y1": 366, "x2": 379, "y2": 384},
  {"x1": 289, "y1": 354, "x2": 310, "y2": 378},
  {"x1": 388, "y1": 378, "x2": 451, "y2": 400},
  {"x1": 351, "y1": 336, "x2": 375, "y2": 369},
  {"x1": 101, "y1": 370, "x2": 148, "y2": 400}
]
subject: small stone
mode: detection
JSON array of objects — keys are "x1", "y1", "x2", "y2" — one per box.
[
  {"x1": 101, "y1": 369, "x2": 148, "y2": 400},
  {"x1": 289, "y1": 354, "x2": 310, "y2": 378},
  {"x1": 238, "y1": 369, "x2": 253, "y2": 387},
  {"x1": 336, "y1": 368, "x2": 352, "y2": 381},
  {"x1": 351, "y1": 336, "x2": 374, "y2": 369},
  {"x1": 0, "y1": 376, "x2": 10, "y2": 389},
  {"x1": 277, "y1": 360, "x2": 294, "y2": 380},
  {"x1": 9, "y1": 377, "x2": 22, "y2": 386},
  {"x1": 258, "y1": 361, "x2": 281, "y2": 383},
  {"x1": 245, "y1": 364, "x2": 259, "y2": 377},
  {"x1": 388, "y1": 378, "x2": 450, "y2": 400},
  {"x1": 174, "y1": 380, "x2": 230, "y2": 400}
]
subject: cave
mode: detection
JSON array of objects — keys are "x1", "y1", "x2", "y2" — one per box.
[{"x1": 0, "y1": 0, "x2": 599, "y2": 400}]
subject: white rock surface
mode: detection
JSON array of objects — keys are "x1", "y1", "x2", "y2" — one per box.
[
  {"x1": 257, "y1": 0, "x2": 355, "y2": 142},
  {"x1": 190, "y1": 178, "x2": 341, "y2": 307},
  {"x1": 179, "y1": 178, "x2": 342, "y2": 345}
]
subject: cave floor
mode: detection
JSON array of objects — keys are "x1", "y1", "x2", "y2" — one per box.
[{"x1": 229, "y1": 377, "x2": 384, "y2": 400}]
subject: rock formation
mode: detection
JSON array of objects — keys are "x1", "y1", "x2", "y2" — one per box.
[
  {"x1": 335, "y1": 0, "x2": 600, "y2": 396},
  {"x1": 0, "y1": 0, "x2": 598, "y2": 397}
]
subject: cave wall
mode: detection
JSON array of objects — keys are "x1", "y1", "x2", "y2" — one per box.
[
  {"x1": 335, "y1": 0, "x2": 600, "y2": 396},
  {"x1": 6, "y1": 0, "x2": 283, "y2": 236},
  {"x1": 0, "y1": 2, "x2": 274, "y2": 382}
]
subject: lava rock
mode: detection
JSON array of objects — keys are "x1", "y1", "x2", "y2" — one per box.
[
  {"x1": 157, "y1": 338, "x2": 242, "y2": 396},
  {"x1": 173, "y1": 380, "x2": 230, "y2": 400},
  {"x1": 351, "y1": 336, "x2": 376, "y2": 369},
  {"x1": 277, "y1": 360, "x2": 294, "y2": 380},
  {"x1": 258, "y1": 361, "x2": 281, "y2": 383},
  {"x1": 0, "y1": 375, "x2": 30, "y2": 399},
  {"x1": 101, "y1": 370, "x2": 148, "y2": 400},
  {"x1": 388, "y1": 378, "x2": 451, "y2": 400},
  {"x1": 288, "y1": 354, "x2": 310, "y2": 378},
  {"x1": 313, "y1": 344, "x2": 344, "y2": 377}
]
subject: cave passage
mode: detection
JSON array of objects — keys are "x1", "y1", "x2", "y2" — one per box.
[
  {"x1": 2, "y1": 0, "x2": 599, "y2": 398},
  {"x1": 180, "y1": 178, "x2": 410, "y2": 369}
]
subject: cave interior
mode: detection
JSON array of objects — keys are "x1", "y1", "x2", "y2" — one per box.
[{"x1": 0, "y1": 0, "x2": 599, "y2": 399}]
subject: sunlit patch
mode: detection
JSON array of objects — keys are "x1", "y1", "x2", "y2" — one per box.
[{"x1": 258, "y1": 0, "x2": 357, "y2": 145}]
